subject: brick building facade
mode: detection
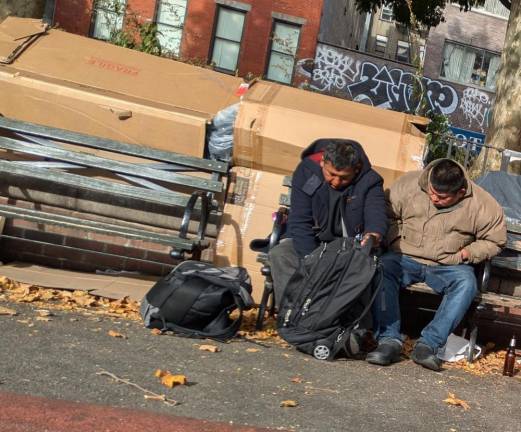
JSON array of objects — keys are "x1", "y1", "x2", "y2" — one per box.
[{"x1": 51, "y1": 0, "x2": 323, "y2": 86}]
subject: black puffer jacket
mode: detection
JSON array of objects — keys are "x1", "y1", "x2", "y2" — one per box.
[{"x1": 287, "y1": 138, "x2": 388, "y2": 257}]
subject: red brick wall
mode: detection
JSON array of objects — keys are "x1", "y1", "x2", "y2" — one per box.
[
  {"x1": 54, "y1": 0, "x2": 94, "y2": 35},
  {"x1": 52, "y1": 0, "x2": 323, "y2": 85},
  {"x1": 182, "y1": 0, "x2": 323, "y2": 85}
]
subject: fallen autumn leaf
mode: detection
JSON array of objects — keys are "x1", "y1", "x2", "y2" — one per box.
[{"x1": 443, "y1": 392, "x2": 470, "y2": 410}]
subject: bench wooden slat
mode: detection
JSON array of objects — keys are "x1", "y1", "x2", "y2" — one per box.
[
  {"x1": 0, "y1": 204, "x2": 202, "y2": 250},
  {"x1": 491, "y1": 256, "x2": 521, "y2": 271},
  {"x1": 0, "y1": 160, "x2": 196, "y2": 209},
  {"x1": 505, "y1": 232, "x2": 521, "y2": 252},
  {"x1": 0, "y1": 136, "x2": 222, "y2": 193},
  {"x1": 406, "y1": 282, "x2": 521, "y2": 308},
  {"x1": 0, "y1": 116, "x2": 228, "y2": 174}
]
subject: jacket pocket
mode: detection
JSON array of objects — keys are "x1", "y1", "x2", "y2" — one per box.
[{"x1": 401, "y1": 225, "x2": 423, "y2": 247}]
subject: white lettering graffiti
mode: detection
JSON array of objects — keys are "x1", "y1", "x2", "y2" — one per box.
[
  {"x1": 459, "y1": 88, "x2": 491, "y2": 132},
  {"x1": 310, "y1": 44, "x2": 459, "y2": 117},
  {"x1": 312, "y1": 45, "x2": 360, "y2": 92}
]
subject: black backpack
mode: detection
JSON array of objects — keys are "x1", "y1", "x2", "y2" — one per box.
[
  {"x1": 141, "y1": 261, "x2": 254, "y2": 341},
  {"x1": 277, "y1": 236, "x2": 382, "y2": 360}
]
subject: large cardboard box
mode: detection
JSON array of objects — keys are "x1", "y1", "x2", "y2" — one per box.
[
  {"x1": 214, "y1": 167, "x2": 287, "y2": 301},
  {"x1": 233, "y1": 81, "x2": 427, "y2": 185},
  {"x1": 0, "y1": 17, "x2": 244, "y2": 156}
]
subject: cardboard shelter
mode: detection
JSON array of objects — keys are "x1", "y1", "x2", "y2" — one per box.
[
  {"x1": 233, "y1": 81, "x2": 428, "y2": 184},
  {"x1": 214, "y1": 167, "x2": 288, "y2": 300},
  {"x1": 0, "y1": 17, "x2": 244, "y2": 157}
]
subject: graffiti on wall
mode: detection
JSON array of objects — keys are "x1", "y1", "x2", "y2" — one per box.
[
  {"x1": 459, "y1": 88, "x2": 492, "y2": 132},
  {"x1": 308, "y1": 44, "x2": 494, "y2": 133}
]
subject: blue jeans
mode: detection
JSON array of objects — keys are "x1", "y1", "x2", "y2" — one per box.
[{"x1": 372, "y1": 252, "x2": 477, "y2": 352}]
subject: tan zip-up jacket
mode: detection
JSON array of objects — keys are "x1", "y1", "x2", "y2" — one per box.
[{"x1": 387, "y1": 159, "x2": 507, "y2": 265}]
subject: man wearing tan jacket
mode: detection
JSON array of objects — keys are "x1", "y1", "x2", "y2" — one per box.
[{"x1": 367, "y1": 158, "x2": 506, "y2": 371}]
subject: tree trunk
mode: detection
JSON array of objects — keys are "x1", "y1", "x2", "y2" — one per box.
[{"x1": 480, "y1": 0, "x2": 521, "y2": 174}]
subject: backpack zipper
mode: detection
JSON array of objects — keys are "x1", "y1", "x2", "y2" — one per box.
[{"x1": 292, "y1": 244, "x2": 342, "y2": 325}]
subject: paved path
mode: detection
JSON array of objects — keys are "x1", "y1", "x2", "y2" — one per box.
[{"x1": 1, "y1": 300, "x2": 520, "y2": 431}]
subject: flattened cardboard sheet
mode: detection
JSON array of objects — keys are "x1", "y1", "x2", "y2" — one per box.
[{"x1": 0, "y1": 262, "x2": 156, "y2": 301}]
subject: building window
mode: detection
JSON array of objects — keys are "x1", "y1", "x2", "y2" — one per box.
[
  {"x1": 375, "y1": 35, "x2": 388, "y2": 54},
  {"x1": 471, "y1": 0, "x2": 510, "y2": 19},
  {"x1": 395, "y1": 40, "x2": 410, "y2": 63},
  {"x1": 266, "y1": 21, "x2": 301, "y2": 84},
  {"x1": 156, "y1": 0, "x2": 187, "y2": 56},
  {"x1": 440, "y1": 41, "x2": 501, "y2": 90},
  {"x1": 380, "y1": 5, "x2": 394, "y2": 22},
  {"x1": 210, "y1": 7, "x2": 246, "y2": 72},
  {"x1": 91, "y1": 0, "x2": 126, "y2": 40}
]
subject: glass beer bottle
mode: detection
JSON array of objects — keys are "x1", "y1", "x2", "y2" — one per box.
[{"x1": 502, "y1": 335, "x2": 517, "y2": 377}]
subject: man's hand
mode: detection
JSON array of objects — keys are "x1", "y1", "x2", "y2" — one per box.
[
  {"x1": 460, "y1": 248, "x2": 470, "y2": 262},
  {"x1": 361, "y1": 232, "x2": 382, "y2": 247}
]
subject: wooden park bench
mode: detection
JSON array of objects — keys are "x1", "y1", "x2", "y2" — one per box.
[
  {"x1": 0, "y1": 117, "x2": 228, "y2": 274},
  {"x1": 254, "y1": 169, "x2": 521, "y2": 362}
]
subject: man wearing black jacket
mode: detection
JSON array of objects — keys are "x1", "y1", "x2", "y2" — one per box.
[{"x1": 269, "y1": 138, "x2": 388, "y2": 307}]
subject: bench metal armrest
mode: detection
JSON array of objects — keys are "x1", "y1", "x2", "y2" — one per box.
[
  {"x1": 171, "y1": 191, "x2": 210, "y2": 259},
  {"x1": 477, "y1": 260, "x2": 491, "y2": 294}
]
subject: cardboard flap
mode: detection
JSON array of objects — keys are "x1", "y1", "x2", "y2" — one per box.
[{"x1": 0, "y1": 17, "x2": 48, "y2": 64}]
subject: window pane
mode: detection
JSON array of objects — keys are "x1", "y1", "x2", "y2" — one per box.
[
  {"x1": 157, "y1": 0, "x2": 187, "y2": 26},
  {"x1": 485, "y1": 54, "x2": 501, "y2": 89},
  {"x1": 93, "y1": 10, "x2": 123, "y2": 40},
  {"x1": 157, "y1": 23, "x2": 182, "y2": 55},
  {"x1": 381, "y1": 6, "x2": 394, "y2": 21},
  {"x1": 266, "y1": 51, "x2": 294, "y2": 84},
  {"x1": 215, "y1": 8, "x2": 245, "y2": 42},
  {"x1": 396, "y1": 41, "x2": 410, "y2": 62},
  {"x1": 470, "y1": 48, "x2": 484, "y2": 86},
  {"x1": 375, "y1": 35, "x2": 387, "y2": 53},
  {"x1": 272, "y1": 22, "x2": 300, "y2": 56},
  {"x1": 212, "y1": 38, "x2": 240, "y2": 71}
]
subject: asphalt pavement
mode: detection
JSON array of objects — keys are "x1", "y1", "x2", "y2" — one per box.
[{"x1": 1, "y1": 300, "x2": 520, "y2": 432}]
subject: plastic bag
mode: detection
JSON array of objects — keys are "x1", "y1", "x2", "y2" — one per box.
[
  {"x1": 437, "y1": 333, "x2": 482, "y2": 362},
  {"x1": 208, "y1": 103, "x2": 239, "y2": 161}
]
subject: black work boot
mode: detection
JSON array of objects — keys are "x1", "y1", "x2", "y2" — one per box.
[
  {"x1": 366, "y1": 338, "x2": 402, "y2": 366},
  {"x1": 411, "y1": 342, "x2": 442, "y2": 371}
]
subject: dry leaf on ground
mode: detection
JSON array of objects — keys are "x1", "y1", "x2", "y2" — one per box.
[
  {"x1": 108, "y1": 330, "x2": 127, "y2": 339},
  {"x1": 154, "y1": 369, "x2": 188, "y2": 388},
  {"x1": 35, "y1": 316, "x2": 52, "y2": 322},
  {"x1": 291, "y1": 377, "x2": 303, "y2": 384},
  {"x1": 0, "y1": 306, "x2": 17, "y2": 316},
  {"x1": 151, "y1": 328, "x2": 163, "y2": 336},
  {"x1": 246, "y1": 348, "x2": 260, "y2": 353},
  {"x1": 199, "y1": 344, "x2": 221, "y2": 353},
  {"x1": 161, "y1": 374, "x2": 187, "y2": 388},
  {"x1": 280, "y1": 400, "x2": 298, "y2": 408},
  {"x1": 444, "y1": 393, "x2": 470, "y2": 410}
]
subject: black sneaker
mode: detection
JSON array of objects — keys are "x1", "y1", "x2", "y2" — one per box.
[
  {"x1": 411, "y1": 342, "x2": 442, "y2": 371},
  {"x1": 366, "y1": 338, "x2": 402, "y2": 366}
]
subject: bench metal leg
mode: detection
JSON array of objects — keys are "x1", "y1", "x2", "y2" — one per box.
[
  {"x1": 256, "y1": 278, "x2": 274, "y2": 330},
  {"x1": 467, "y1": 321, "x2": 479, "y2": 362}
]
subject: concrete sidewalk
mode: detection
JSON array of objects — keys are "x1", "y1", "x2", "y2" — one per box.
[{"x1": 0, "y1": 300, "x2": 520, "y2": 432}]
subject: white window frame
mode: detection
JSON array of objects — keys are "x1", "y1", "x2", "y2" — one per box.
[
  {"x1": 395, "y1": 40, "x2": 410, "y2": 63},
  {"x1": 265, "y1": 20, "x2": 301, "y2": 84},
  {"x1": 155, "y1": 0, "x2": 188, "y2": 57},
  {"x1": 380, "y1": 5, "x2": 394, "y2": 22},
  {"x1": 210, "y1": 6, "x2": 246, "y2": 73},
  {"x1": 470, "y1": 0, "x2": 510, "y2": 19},
  {"x1": 440, "y1": 41, "x2": 501, "y2": 90},
  {"x1": 91, "y1": 0, "x2": 126, "y2": 41},
  {"x1": 375, "y1": 35, "x2": 388, "y2": 54}
]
